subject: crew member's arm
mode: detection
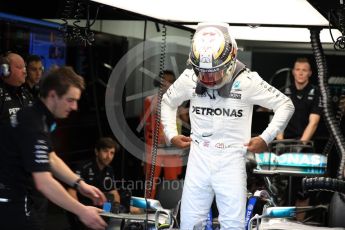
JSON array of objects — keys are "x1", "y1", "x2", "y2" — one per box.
[
  {"x1": 276, "y1": 133, "x2": 284, "y2": 140},
  {"x1": 50, "y1": 152, "x2": 106, "y2": 206},
  {"x1": 108, "y1": 189, "x2": 120, "y2": 203},
  {"x1": 17, "y1": 110, "x2": 106, "y2": 229},
  {"x1": 66, "y1": 165, "x2": 83, "y2": 201},
  {"x1": 300, "y1": 113, "x2": 320, "y2": 141},
  {"x1": 300, "y1": 90, "x2": 322, "y2": 142},
  {"x1": 67, "y1": 187, "x2": 78, "y2": 200},
  {"x1": 32, "y1": 171, "x2": 107, "y2": 230}
]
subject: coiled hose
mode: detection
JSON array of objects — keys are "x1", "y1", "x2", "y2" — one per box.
[
  {"x1": 322, "y1": 103, "x2": 344, "y2": 156},
  {"x1": 303, "y1": 177, "x2": 345, "y2": 194},
  {"x1": 301, "y1": 29, "x2": 345, "y2": 223},
  {"x1": 309, "y1": 28, "x2": 345, "y2": 181},
  {"x1": 145, "y1": 24, "x2": 167, "y2": 199},
  {"x1": 301, "y1": 28, "x2": 345, "y2": 207}
]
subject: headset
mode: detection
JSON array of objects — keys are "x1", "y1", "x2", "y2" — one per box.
[{"x1": 0, "y1": 52, "x2": 12, "y2": 78}]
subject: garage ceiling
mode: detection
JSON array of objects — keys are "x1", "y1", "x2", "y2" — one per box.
[
  {"x1": 0, "y1": 0, "x2": 343, "y2": 43},
  {"x1": 0, "y1": 0, "x2": 342, "y2": 27}
]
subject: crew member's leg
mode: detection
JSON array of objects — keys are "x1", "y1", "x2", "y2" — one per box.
[
  {"x1": 0, "y1": 199, "x2": 39, "y2": 230},
  {"x1": 30, "y1": 189, "x2": 49, "y2": 230}
]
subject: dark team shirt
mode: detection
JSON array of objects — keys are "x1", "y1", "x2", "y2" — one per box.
[
  {"x1": 0, "y1": 100, "x2": 55, "y2": 201},
  {"x1": 23, "y1": 83, "x2": 40, "y2": 99},
  {"x1": 283, "y1": 83, "x2": 322, "y2": 139},
  {"x1": 0, "y1": 80, "x2": 33, "y2": 126},
  {"x1": 75, "y1": 160, "x2": 115, "y2": 206}
]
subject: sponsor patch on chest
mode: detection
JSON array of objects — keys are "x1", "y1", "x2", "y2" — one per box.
[{"x1": 192, "y1": 106, "x2": 243, "y2": 117}]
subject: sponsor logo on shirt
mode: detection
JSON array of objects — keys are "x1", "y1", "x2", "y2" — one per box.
[
  {"x1": 309, "y1": 89, "x2": 315, "y2": 96},
  {"x1": 229, "y1": 92, "x2": 242, "y2": 99},
  {"x1": 203, "y1": 141, "x2": 210, "y2": 147},
  {"x1": 196, "y1": 93, "x2": 207, "y2": 97},
  {"x1": 34, "y1": 140, "x2": 49, "y2": 163},
  {"x1": 34, "y1": 145, "x2": 48, "y2": 150},
  {"x1": 88, "y1": 168, "x2": 95, "y2": 176},
  {"x1": 8, "y1": 107, "x2": 20, "y2": 115},
  {"x1": 232, "y1": 81, "x2": 241, "y2": 91},
  {"x1": 285, "y1": 88, "x2": 291, "y2": 95},
  {"x1": 192, "y1": 106, "x2": 243, "y2": 117},
  {"x1": 260, "y1": 80, "x2": 281, "y2": 97},
  {"x1": 215, "y1": 143, "x2": 232, "y2": 149},
  {"x1": 307, "y1": 89, "x2": 316, "y2": 100}
]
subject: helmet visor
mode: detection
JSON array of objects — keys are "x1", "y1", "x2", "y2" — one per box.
[{"x1": 199, "y1": 70, "x2": 224, "y2": 86}]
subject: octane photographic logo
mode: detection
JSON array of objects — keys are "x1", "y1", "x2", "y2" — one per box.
[{"x1": 105, "y1": 35, "x2": 191, "y2": 167}]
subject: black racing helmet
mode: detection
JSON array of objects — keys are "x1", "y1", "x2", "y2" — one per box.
[{"x1": 189, "y1": 22, "x2": 238, "y2": 88}]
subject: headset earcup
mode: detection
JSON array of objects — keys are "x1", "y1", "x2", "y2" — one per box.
[
  {"x1": 0, "y1": 63, "x2": 10, "y2": 77},
  {"x1": 0, "y1": 55, "x2": 11, "y2": 77}
]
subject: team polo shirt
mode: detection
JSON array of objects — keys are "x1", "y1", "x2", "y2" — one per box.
[
  {"x1": 283, "y1": 83, "x2": 322, "y2": 139},
  {"x1": 0, "y1": 100, "x2": 55, "y2": 200},
  {"x1": 0, "y1": 80, "x2": 33, "y2": 126},
  {"x1": 75, "y1": 160, "x2": 115, "y2": 206}
]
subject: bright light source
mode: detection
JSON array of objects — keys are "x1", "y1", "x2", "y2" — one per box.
[
  {"x1": 185, "y1": 25, "x2": 342, "y2": 43},
  {"x1": 90, "y1": 0, "x2": 339, "y2": 42},
  {"x1": 91, "y1": 0, "x2": 329, "y2": 26}
]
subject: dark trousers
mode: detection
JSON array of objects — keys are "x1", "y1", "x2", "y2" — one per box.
[{"x1": 0, "y1": 200, "x2": 42, "y2": 230}]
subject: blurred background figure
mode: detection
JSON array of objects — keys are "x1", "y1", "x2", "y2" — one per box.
[
  {"x1": 277, "y1": 57, "x2": 321, "y2": 142},
  {"x1": 68, "y1": 137, "x2": 120, "y2": 206},
  {"x1": 67, "y1": 137, "x2": 141, "y2": 230},
  {"x1": 276, "y1": 57, "x2": 322, "y2": 221},
  {"x1": 67, "y1": 137, "x2": 119, "y2": 230},
  {"x1": 0, "y1": 52, "x2": 32, "y2": 126},
  {"x1": 24, "y1": 55, "x2": 44, "y2": 98},
  {"x1": 143, "y1": 70, "x2": 185, "y2": 199},
  {"x1": 0, "y1": 66, "x2": 107, "y2": 230}
]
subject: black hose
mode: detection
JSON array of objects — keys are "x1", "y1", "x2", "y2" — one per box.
[
  {"x1": 310, "y1": 28, "x2": 345, "y2": 180},
  {"x1": 322, "y1": 106, "x2": 344, "y2": 156},
  {"x1": 302, "y1": 29, "x2": 345, "y2": 206},
  {"x1": 303, "y1": 177, "x2": 345, "y2": 194},
  {"x1": 59, "y1": 0, "x2": 99, "y2": 45},
  {"x1": 145, "y1": 24, "x2": 167, "y2": 199}
]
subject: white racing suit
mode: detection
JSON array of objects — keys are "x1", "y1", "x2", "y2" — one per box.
[{"x1": 161, "y1": 66, "x2": 294, "y2": 230}]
